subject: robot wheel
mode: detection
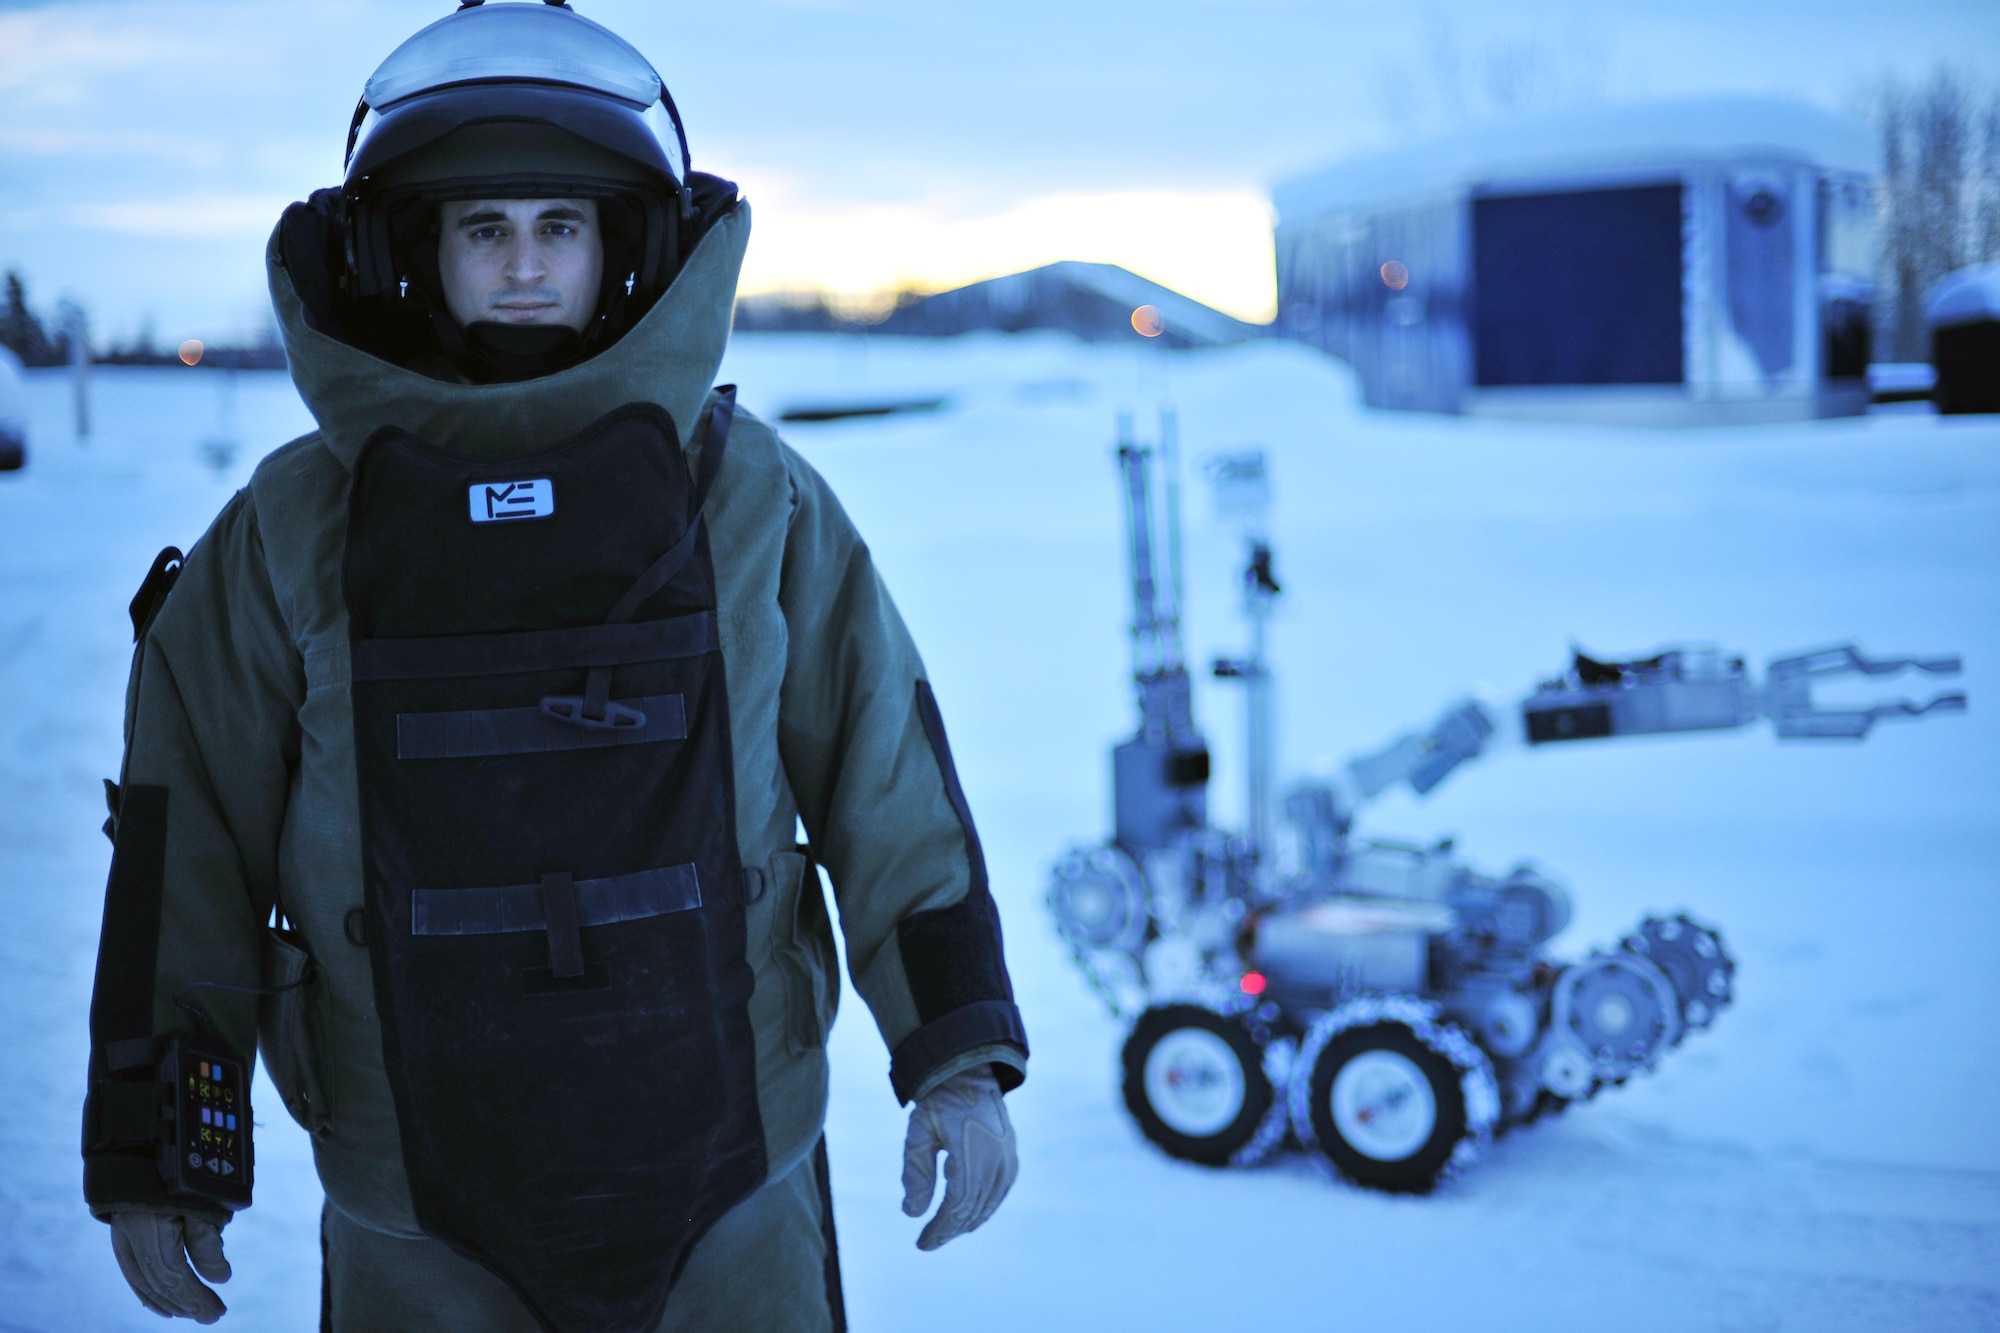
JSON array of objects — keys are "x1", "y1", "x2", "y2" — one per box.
[
  {"x1": 1121, "y1": 1004, "x2": 1276, "y2": 1167},
  {"x1": 1290, "y1": 995, "x2": 1500, "y2": 1194}
]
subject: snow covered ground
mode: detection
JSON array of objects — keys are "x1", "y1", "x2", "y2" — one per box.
[{"x1": 2, "y1": 338, "x2": 1996, "y2": 1331}]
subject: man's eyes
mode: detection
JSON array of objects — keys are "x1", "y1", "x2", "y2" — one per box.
[{"x1": 460, "y1": 219, "x2": 583, "y2": 240}]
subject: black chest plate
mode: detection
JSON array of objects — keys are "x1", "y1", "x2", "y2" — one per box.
[{"x1": 343, "y1": 397, "x2": 765, "y2": 1333}]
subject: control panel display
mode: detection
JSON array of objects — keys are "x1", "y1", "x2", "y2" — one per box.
[{"x1": 159, "y1": 1040, "x2": 252, "y2": 1209}]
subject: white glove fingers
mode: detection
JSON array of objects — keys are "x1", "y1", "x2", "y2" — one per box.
[
  {"x1": 916, "y1": 1130, "x2": 987, "y2": 1251},
  {"x1": 111, "y1": 1225, "x2": 173, "y2": 1319},
  {"x1": 960, "y1": 1155, "x2": 1011, "y2": 1236},
  {"x1": 183, "y1": 1218, "x2": 232, "y2": 1284},
  {"x1": 900, "y1": 1146, "x2": 938, "y2": 1218},
  {"x1": 135, "y1": 1216, "x2": 226, "y2": 1324},
  {"x1": 915, "y1": 1199, "x2": 963, "y2": 1251},
  {"x1": 955, "y1": 1117, "x2": 1016, "y2": 1238},
  {"x1": 127, "y1": 1217, "x2": 200, "y2": 1319},
  {"x1": 915, "y1": 1160, "x2": 967, "y2": 1249},
  {"x1": 906, "y1": 1066, "x2": 1019, "y2": 1250},
  {"x1": 900, "y1": 1110, "x2": 940, "y2": 1217}
]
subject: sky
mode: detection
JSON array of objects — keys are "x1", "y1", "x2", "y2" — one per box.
[{"x1": 1, "y1": 0, "x2": 1996, "y2": 341}]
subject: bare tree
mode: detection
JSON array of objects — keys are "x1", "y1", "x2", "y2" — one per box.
[
  {"x1": 1376, "y1": 15, "x2": 1608, "y2": 138},
  {"x1": 1875, "y1": 70, "x2": 2000, "y2": 361},
  {"x1": 1974, "y1": 98, "x2": 2000, "y2": 271},
  {"x1": 0, "y1": 270, "x2": 73, "y2": 368}
]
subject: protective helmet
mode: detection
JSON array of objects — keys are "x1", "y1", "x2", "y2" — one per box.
[{"x1": 318, "y1": 0, "x2": 718, "y2": 379}]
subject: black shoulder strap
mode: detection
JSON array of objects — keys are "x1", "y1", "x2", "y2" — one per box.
[
  {"x1": 572, "y1": 389, "x2": 738, "y2": 722},
  {"x1": 693, "y1": 384, "x2": 737, "y2": 513},
  {"x1": 603, "y1": 386, "x2": 737, "y2": 627},
  {"x1": 129, "y1": 547, "x2": 185, "y2": 643},
  {"x1": 106, "y1": 545, "x2": 186, "y2": 843}
]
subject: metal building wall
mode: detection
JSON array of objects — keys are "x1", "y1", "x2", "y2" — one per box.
[
  {"x1": 1275, "y1": 196, "x2": 1469, "y2": 414},
  {"x1": 1277, "y1": 161, "x2": 1873, "y2": 423}
]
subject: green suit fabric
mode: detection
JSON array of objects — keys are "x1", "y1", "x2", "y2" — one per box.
[
  {"x1": 81, "y1": 196, "x2": 1027, "y2": 1258},
  {"x1": 321, "y1": 1147, "x2": 840, "y2": 1333}
]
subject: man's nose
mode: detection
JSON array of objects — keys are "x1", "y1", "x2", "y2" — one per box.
[{"x1": 503, "y1": 232, "x2": 546, "y2": 283}]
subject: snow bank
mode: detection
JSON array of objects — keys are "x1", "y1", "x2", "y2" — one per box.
[
  {"x1": 2, "y1": 342, "x2": 1996, "y2": 1330},
  {"x1": 1274, "y1": 97, "x2": 1874, "y2": 221},
  {"x1": 1928, "y1": 262, "x2": 2000, "y2": 328}
]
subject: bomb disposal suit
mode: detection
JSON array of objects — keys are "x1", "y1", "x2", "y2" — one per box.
[{"x1": 78, "y1": 6, "x2": 1027, "y2": 1330}]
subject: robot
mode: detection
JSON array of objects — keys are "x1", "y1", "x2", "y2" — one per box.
[{"x1": 1046, "y1": 416, "x2": 1968, "y2": 1193}]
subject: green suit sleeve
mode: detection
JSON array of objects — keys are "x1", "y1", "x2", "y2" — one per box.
[
  {"x1": 773, "y1": 446, "x2": 1027, "y2": 1104},
  {"x1": 82, "y1": 492, "x2": 304, "y2": 1218}
]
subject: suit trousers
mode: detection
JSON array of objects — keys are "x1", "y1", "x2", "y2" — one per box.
[{"x1": 320, "y1": 1140, "x2": 844, "y2": 1332}]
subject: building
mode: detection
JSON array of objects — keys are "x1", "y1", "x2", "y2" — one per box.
[{"x1": 1272, "y1": 99, "x2": 1876, "y2": 424}]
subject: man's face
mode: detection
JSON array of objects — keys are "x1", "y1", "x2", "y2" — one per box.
[{"x1": 437, "y1": 197, "x2": 604, "y2": 331}]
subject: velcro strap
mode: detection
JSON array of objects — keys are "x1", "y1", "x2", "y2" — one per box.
[
  {"x1": 105, "y1": 1037, "x2": 156, "y2": 1073},
  {"x1": 396, "y1": 693, "x2": 686, "y2": 759},
  {"x1": 540, "y1": 872, "x2": 586, "y2": 978},
  {"x1": 87, "y1": 1081, "x2": 162, "y2": 1148},
  {"x1": 580, "y1": 666, "x2": 615, "y2": 723},
  {"x1": 351, "y1": 613, "x2": 714, "y2": 683},
  {"x1": 412, "y1": 863, "x2": 703, "y2": 936},
  {"x1": 89, "y1": 784, "x2": 169, "y2": 1057},
  {"x1": 888, "y1": 1000, "x2": 1031, "y2": 1105}
]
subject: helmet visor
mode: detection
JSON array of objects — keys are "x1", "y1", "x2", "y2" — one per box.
[
  {"x1": 364, "y1": 3, "x2": 662, "y2": 110},
  {"x1": 348, "y1": 83, "x2": 684, "y2": 190},
  {"x1": 349, "y1": 2, "x2": 688, "y2": 184}
]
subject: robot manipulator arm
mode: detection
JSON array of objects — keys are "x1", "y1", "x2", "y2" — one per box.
[
  {"x1": 1339, "y1": 698, "x2": 1502, "y2": 810},
  {"x1": 1335, "y1": 640, "x2": 1968, "y2": 814},
  {"x1": 1523, "y1": 642, "x2": 1967, "y2": 745},
  {"x1": 1761, "y1": 645, "x2": 1966, "y2": 739}
]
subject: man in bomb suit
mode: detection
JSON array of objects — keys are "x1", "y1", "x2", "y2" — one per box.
[{"x1": 79, "y1": 5, "x2": 1027, "y2": 1329}]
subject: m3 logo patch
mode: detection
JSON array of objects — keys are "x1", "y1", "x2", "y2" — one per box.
[{"x1": 469, "y1": 478, "x2": 556, "y2": 524}]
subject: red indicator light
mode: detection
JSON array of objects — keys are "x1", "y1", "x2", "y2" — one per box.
[{"x1": 1239, "y1": 972, "x2": 1267, "y2": 996}]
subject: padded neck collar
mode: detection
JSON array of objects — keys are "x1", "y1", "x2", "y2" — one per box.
[{"x1": 272, "y1": 198, "x2": 750, "y2": 469}]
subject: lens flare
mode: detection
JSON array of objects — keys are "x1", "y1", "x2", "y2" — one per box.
[
  {"x1": 1131, "y1": 304, "x2": 1165, "y2": 338},
  {"x1": 1379, "y1": 261, "x2": 1409, "y2": 291},
  {"x1": 178, "y1": 340, "x2": 204, "y2": 366}
]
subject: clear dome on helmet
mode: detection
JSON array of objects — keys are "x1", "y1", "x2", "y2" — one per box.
[
  {"x1": 365, "y1": 2, "x2": 662, "y2": 108},
  {"x1": 345, "y1": 1, "x2": 688, "y2": 187}
]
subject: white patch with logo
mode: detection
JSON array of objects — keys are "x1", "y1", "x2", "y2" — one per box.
[{"x1": 468, "y1": 478, "x2": 556, "y2": 524}]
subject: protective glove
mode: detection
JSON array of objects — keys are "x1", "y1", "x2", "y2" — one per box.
[
  {"x1": 108, "y1": 1211, "x2": 230, "y2": 1323},
  {"x1": 900, "y1": 1065, "x2": 1018, "y2": 1251}
]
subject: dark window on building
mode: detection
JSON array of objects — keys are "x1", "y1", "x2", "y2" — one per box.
[
  {"x1": 1472, "y1": 184, "x2": 1684, "y2": 386},
  {"x1": 1823, "y1": 299, "x2": 1871, "y2": 380},
  {"x1": 1933, "y1": 321, "x2": 2000, "y2": 415}
]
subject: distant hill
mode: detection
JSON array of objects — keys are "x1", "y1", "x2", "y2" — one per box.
[{"x1": 735, "y1": 262, "x2": 1267, "y2": 349}]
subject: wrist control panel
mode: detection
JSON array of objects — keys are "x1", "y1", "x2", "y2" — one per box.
[{"x1": 158, "y1": 1039, "x2": 252, "y2": 1210}]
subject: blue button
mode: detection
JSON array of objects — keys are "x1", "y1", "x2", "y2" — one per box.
[{"x1": 226, "y1": 1115, "x2": 236, "y2": 1130}]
